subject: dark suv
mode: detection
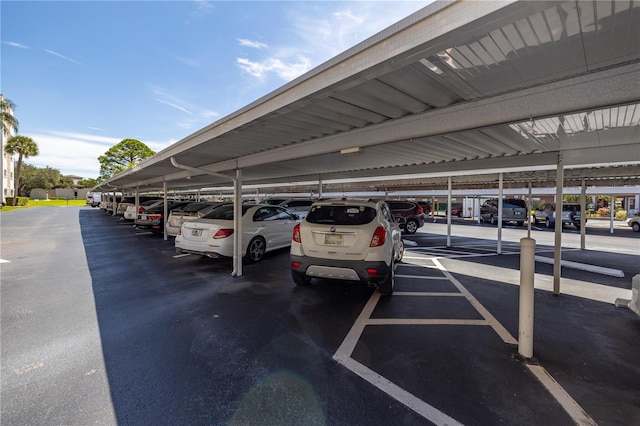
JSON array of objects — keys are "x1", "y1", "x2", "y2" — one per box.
[
  {"x1": 386, "y1": 201, "x2": 425, "y2": 234},
  {"x1": 480, "y1": 198, "x2": 528, "y2": 226}
]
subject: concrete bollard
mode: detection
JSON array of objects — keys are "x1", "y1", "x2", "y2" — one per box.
[
  {"x1": 630, "y1": 274, "x2": 640, "y2": 316},
  {"x1": 519, "y1": 237, "x2": 536, "y2": 359}
]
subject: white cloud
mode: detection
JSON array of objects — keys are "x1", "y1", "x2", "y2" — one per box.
[
  {"x1": 236, "y1": 56, "x2": 312, "y2": 81},
  {"x1": 24, "y1": 130, "x2": 173, "y2": 178},
  {"x1": 2, "y1": 41, "x2": 29, "y2": 49},
  {"x1": 44, "y1": 49, "x2": 81, "y2": 64},
  {"x1": 236, "y1": 1, "x2": 430, "y2": 83},
  {"x1": 238, "y1": 38, "x2": 268, "y2": 49},
  {"x1": 155, "y1": 98, "x2": 194, "y2": 115}
]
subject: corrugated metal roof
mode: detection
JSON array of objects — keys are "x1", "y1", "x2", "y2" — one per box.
[{"x1": 95, "y1": 0, "x2": 640, "y2": 193}]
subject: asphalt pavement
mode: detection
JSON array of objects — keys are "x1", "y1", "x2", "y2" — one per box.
[{"x1": 1, "y1": 207, "x2": 638, "y2": 425}]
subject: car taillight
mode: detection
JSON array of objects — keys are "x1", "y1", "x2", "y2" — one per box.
[
  {"x1": 417, "y1": 205, "x2": 424, "y2": 214},
  {"x1": 292, "y1": 224, "x2": 301, "y2": 243},
  {"x1": 213, "y1": 229, "x2": 234, "y2": 239},
  {"x1": 148, "y1": 214, "x2": 162, "y2": 220},
  {"x1": 370, "y1": 226, "x2": 386, "y2": 247},
  {"x1": 292, "y1": 261, "x2": 301, "y2": 269},
  {"x1": 138, "y1": 206, "x2": 145, "y2": 212}
]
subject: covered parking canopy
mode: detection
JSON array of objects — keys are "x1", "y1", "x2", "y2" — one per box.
[{"x1": 94, "y1": 0, "x2": 640, "y2": 275}]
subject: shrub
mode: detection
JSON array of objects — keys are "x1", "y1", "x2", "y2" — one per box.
[
  {"x1": 616, "y1": 210, "x2": 627, "y2": 220},
  {"x1": 597, "y1": 207, "x2": 610, "y2": 217},
  {"x1": 4, "y1": 197, "x2": 29, "y2": 206}
]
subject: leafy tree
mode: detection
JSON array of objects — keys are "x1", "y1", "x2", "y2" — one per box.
[
  {"x1": 4, "y1": 135, "x2": 38, "y2": 205},
  {"x1": 0, "y1": 96, "x2": 19, "y2": 136},
  {"x1": 19, "y1": 164, "x2": 75, "y2": 196},
  {"x1": 79, "y1": 177, "x2": 100, "y2": 188},
  {"x1": 98, "y1": 138, "x2": 155, "y2": 180}
]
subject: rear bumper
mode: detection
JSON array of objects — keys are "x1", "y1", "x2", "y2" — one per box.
[{"x1": 290, "y1": 254, "x2": 390, "y2": 283}]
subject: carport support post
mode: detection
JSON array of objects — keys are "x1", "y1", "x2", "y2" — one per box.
[
  {"x1": 527, "y1": 181, "x2": 532, "y2": 238},
  {"x1": 519, "y1": 237, "x2": 536, "y2": 359},
  {"x1": 163, "y1": 181, "x2": 168, "y2": 241},
  {"x1": 580, "y1": 179, "x2": 586, "y2": 249},
  {"x1": 610, "y1": 194, "x2": 615, "y2": 234},
  {"x1": 553, "y1": 154, "x2": 564, "y2": 295},
  {"x1": 447, "y1": 176, "x2": 452, "y2": 247},
  {"x1": 497, "y1": 173, "x2": 503, "y2": 254},
  {"x1": 233, "y1": 168, "x2": 243, "y2": 277}
]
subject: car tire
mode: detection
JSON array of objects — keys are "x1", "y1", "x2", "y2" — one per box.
[
  {"x1": 245, "y1": 237, "x2": 266, "y2": 263},
  {"x1": 404, "y1": 219, "x2": 419, "y2": 234},
  {"x1": 490, "y1": 215, "x2": 496, "y2": 225},
  {"x1": 396, "y1": 241, "x2": 404, "y2": 262},
  {"x1": 632, "y1": 222, "x2": 639, "y2": 232},
  {"x1": 545, "y1": 218, "x2": 552, "y2": 228},
  {"x1": 377, "y1": 258, "x2": 395, "y2": 296},
  {"x1": 292, "y1": 270, "x2": 311, "y2": 286},
  {"x1": 517, "y1": 221, "x2": 524, "y2": 226}
]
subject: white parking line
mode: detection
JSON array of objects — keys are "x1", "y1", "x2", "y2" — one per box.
[
  {"x1": 173, "y1": 253, "x2": 191, "y2": 259},
  {"x1": 0, "y1": 258, "x2": 9, "y2": 263},
  {"x1": 335, "y1": 253, "x2": 597, "y2": 426}
]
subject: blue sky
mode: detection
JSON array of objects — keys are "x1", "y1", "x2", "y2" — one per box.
[{"x1": 1, "y1": 0, "x2": 430, "y2": 179}]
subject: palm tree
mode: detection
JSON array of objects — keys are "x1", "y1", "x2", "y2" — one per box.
[
  {"x1": 1, "y1": 96, "x2": 19, "y2": 205},
  {"x1": 0, "y1": 96, "x2": 19, "y2": 135},
  {"x1": 5, "y1": 135, "x2": 38, "y2": 206}
]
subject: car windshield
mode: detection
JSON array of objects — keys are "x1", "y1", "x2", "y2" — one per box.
[
  {"x1": 179, "y1": 202, "x2": 215, "y2": 212},
  {"x1": 306, "y1": 205, "x2": 376, "y2": 225},
  {"x1": 504, "y1": 199, "x2": 526, "y2": 208},
  {"x1": 563, "y1": 204, "x2": 581, "y2": 212},
  {"x1": 202, "y1": 204, "x2": 251, "y2": 220}
]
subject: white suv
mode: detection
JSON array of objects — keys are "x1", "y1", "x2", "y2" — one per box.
[{"x1": 290, "y1": 199, "x2": 403, "y2": 295}]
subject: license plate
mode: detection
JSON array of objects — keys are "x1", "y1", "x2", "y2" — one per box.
[
  {"x1": 324, "y1": 234, "x2": 343, "y2": 245},
  {"x1": 191, "y1": 229, "x2": 202, "y2": 237}
]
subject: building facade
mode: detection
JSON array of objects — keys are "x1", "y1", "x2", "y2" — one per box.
[{"x1": 1, "y1": 94, "x2": 16, "y2": 204}]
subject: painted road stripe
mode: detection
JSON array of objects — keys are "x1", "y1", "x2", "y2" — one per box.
[
  {"x1": 173, "y1": 253, "x2": 191, "y2": 258},
  {"x1": 366, "y1": 319, "x2": 489, "y2": 326},
  {"x1": 535, "y1": 255, "x2": 624, "y2": 277},
  {"x1": 432, "y1": 258, "x2": 518, "y2": 345},
  {"x1": 393, "y1": 291, "x2": 464, "y2": 296},
  {"x1": 526, "y1": 364, "x2": 597, "y2": 426},
  {"x1": 0, "y1": 259, "x2": 9, "y2": 264},
  {"x1": 395, "y1": 275, "x2": 450, "y2": 280},
  {"x1": 333, "y1": 355, "x2": 464, "y2": 426},
  {"x1": 135, "y1": 231, "x2": 153, "y2": 236}
]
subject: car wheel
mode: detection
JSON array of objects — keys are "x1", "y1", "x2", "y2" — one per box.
[
  {"x1": 377, "y1": 258, "x2": 395, "y2": 296},
  {"x1": 517, "y1": 221, "x2": 524, "y2": 226},
  {"x1": 245, "y1": 237, "x2": 266, "y2": 263},
  {"x1": 404, "y1": 219, "x2": 419, "y2": 234},
  {"x1": 396, "y1": 241, "x2": 404, "y2": 262},
  {"x1": 545, "y1": 218, "x2": 552, "y2": 228},
  {"x1": 490, "y1": 215, "x2": 496, "y2": 225},
  {"x1": 632, "y1": 222, "x2": 640, "y2": 232},
  {"x1": 292, "y1": 270, "x2": 311, "y2": 286}
]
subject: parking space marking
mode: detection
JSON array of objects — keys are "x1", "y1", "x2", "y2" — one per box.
[
  {"x1": 173, "y1": 253, "x2": 191, "y2": 259},
  {"x1": 334, "y1": 252, "x2": 596, "y2": 425},
  {"x1": 0, "y1": 258, "x2": 9, "y2": 263},
  {"x1": 526, "y1": 364, "x2": 598, "y2": 426},
  {"x1": 135, "y1": 231, "x2": 154, "y2": 236},
  {"x1": 334, "y1": 355, "x2": 464, "y2": 426}
]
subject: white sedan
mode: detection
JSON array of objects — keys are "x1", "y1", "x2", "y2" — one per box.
[{"x1": 175, "y1": 203, "x2": 301, "y2": 262}]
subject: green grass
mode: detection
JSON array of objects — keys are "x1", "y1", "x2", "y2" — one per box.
[{"x1": 1, "y1": 199, "x2": 87, "y2": 211}]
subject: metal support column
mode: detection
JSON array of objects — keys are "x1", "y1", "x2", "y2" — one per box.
[
  {"x1": 580, "y1": 178, "x2": 586, "y2": 249},
  {"x1": 527, "y1": 181, "x2": 532, "y2": 238},
  {"x1": 447, "y1": 177, "x2": 452, "y2": 247},
  {"x1": 553, "y1": 154, "x2": 564, "y2": 295},
  {"x1": 497, "y1": 173, "x2": 503, "y2": 254},
  {"x1": 163, "y1": 181, "x2": 168, "y2": 241},
  {"x1": 233, "y1": 169, "x2": 243, "y2": 277},
  {"x1": 610, "y1": 194, "x2": 616, "y2": 234}
]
